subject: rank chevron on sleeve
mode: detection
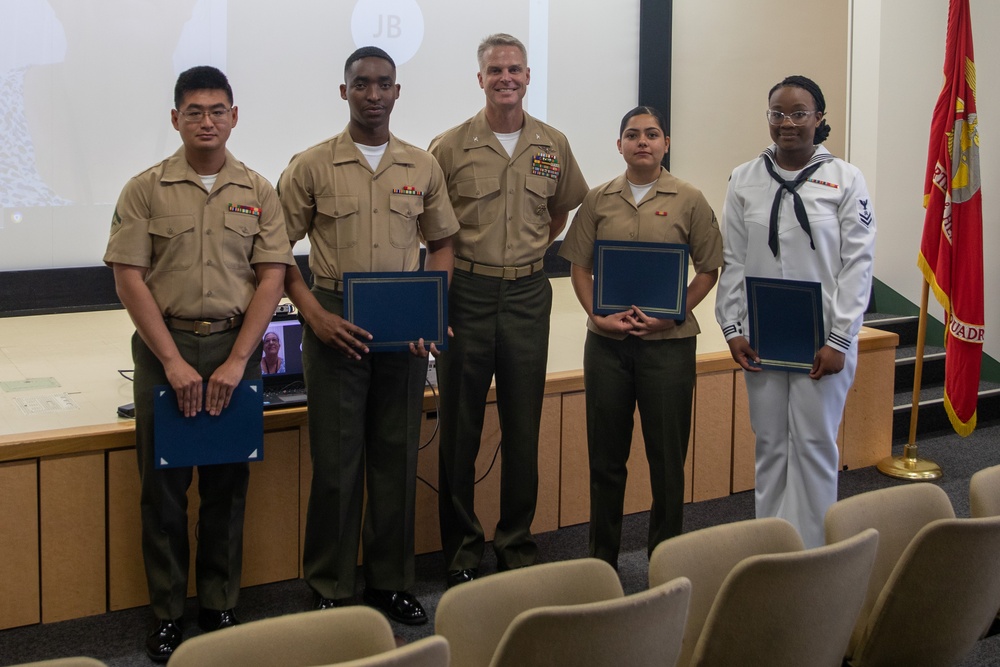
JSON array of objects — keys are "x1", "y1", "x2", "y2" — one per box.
[{"x1": 857, "y1": 198, "x2": 874, "y2": 227}]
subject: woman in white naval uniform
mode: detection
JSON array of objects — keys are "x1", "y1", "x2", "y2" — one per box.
[{"x1": 714, "y1": 75, "x2": 876, "y2": 548}]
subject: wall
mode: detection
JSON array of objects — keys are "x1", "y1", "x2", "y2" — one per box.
[{"x1": 669, "y1": 1, "x2": 849, "y2": 223}]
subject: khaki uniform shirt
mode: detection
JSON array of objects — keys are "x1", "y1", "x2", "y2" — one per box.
[
  {"x1": 559, "y1": 169, "x2": 723, "y2": 341},
  {"x1": 103, "y1": 148, "x2": 293, "y2": 320},
  {"x1": 278, "y1": 128, "x2": 459, "y2": 277},
  {"x1": 429, "y1": 110, "x2": 588, "y2": 267}
]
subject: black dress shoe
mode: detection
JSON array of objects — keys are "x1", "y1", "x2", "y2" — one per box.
[
  {"x1": 197, "y1": 607, "x2": 239, "y2": 632},
  {"x1": 446, "y1": 568, "x2": 479, "y2": 587},
  {"x1": 315, "y1": 596, "x2": 345, "y2": 610},
  {"x1": 363, "y1": 588, "x2": 427, "y2": 625},
  {"x1": 145, "y1": 618, "x2": 182, "y2": 663}
]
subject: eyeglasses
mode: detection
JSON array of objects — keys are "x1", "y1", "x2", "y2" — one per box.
[
  {"x1": 178, "y1": 107, "x2": 233, "y2": 123},
  {"x1": 765, "y1": 110, "x2": 818, "y2": 126}
]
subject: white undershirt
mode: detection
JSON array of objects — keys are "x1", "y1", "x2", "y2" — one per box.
[
  {"x1": 356, "y1": 142, "x2": 388, "y2": 171},
  {"x1": 774, "y1": 164, "x2": 802, "y2": 180},
  {"x1": 200, "y1": 173, "x2": 219, "y2": 192},
  {"x1": 627, "y1": 178, "x2": 657, "y2": 205},
  {"x1": 494, "y1": 130, "x2": 521, "y2": 157}
]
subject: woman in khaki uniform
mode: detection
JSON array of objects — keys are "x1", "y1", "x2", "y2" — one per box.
[{"x1": 558, "y1": 106, "x2": 722, "y2": 568}]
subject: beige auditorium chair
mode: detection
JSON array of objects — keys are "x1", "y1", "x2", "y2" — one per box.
[
  {"x1": 648, "y1": 517, "x2": 804, "y2": 667},
  {"x1": 435, "y1": 558, "x2": 624, "y2": 667},
  {"x1": 331, "y1": 636, "x2": 450, "y2": 667},
  {"x1": 970, "y1": 463, "x2": 1000, "y2": 518},
  {"x1": 167, "y1": 606, "x2": 396, "y2": 667},
  {"x1": 969, "y1": 463, "x2": 1000, "y2": 636},
  {"x1": 824, "y1": 482, "x2": 955, "y2": 661},
  {"x1": 13, "y1": 660, "x2": 106, "y2": 667},
  {"x1": 688, "y1": 528, "x2": 878, "y2": 667},
  {"x1": 489, "y1": 576, "x2": 691, "y2": 667},
  {"x1": 845, "y1": 515, "x2": 1000, "y2": 667}
]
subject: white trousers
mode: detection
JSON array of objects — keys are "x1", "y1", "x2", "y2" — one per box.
[{"x1": 745, "y1": 346, "x2": 858, "y2": 548}]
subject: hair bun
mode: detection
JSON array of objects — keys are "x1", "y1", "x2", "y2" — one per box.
[{"x1": 814, "y1": 120, "x2": 831, "y2": 144}]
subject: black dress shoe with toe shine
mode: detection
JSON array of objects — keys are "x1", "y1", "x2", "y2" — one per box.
[
  {"x1": 363, "y1": 588, "x2": 427, "y2": 625},
  {"x1": 315, "y1": 596, "x2": 345, "y2": 610},
  {"x1": 145, "y1": 618, "x2": 183, "y2": 663},
  {"x1": 446, "y1": 568, "x2": 479, "y2": 587},
  {"x1": 197, "y1": 607, "x2": 239, "y2": 632}
]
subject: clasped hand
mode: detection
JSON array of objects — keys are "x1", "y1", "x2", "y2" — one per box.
[
  {"x1": 591, "y1": 306, "x2": 677, "y2": 337},
  {"x1": 165, "y1": 357, "x2": 243, "y2": 417}
]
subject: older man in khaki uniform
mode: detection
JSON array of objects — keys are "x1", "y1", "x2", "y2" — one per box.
[
  {"x1": 278, "y1": 46, "x2": 457, "y2": 625},
  {"x1": 104, "y1": 66, "x2": 292, "y2": 662},
  {"x1": 429, "y1": 33, "x2": 588, "y2": 586}
]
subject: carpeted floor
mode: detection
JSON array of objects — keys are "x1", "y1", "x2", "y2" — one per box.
[{"x1": 3, "y1": 425, "x2": 1000, "y2": 666}]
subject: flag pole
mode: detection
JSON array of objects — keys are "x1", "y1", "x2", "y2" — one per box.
[{"x1": 877, "y1": 279, "x2": 943, "y2": 479}]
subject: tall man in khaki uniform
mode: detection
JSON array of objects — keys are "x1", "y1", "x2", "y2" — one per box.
[
  {"x1": 429, "y1": 34, "x2": 588, "y2": 586},
  {"x1": 278, "y1": 47, "x2": 458, "y2": 625},
  {"x1": 104, "y1": 66, "x2": 292, "y2": 662}
]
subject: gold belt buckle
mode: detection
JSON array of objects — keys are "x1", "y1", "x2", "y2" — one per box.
[
  {"x1": 502, "y1": 266, "x2": 518, "y2": 280},
  {"x1": 193, "y1": 320, "x2": 213, "y2": 336}
]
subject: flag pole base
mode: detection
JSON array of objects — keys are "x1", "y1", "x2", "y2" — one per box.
[{"x1": 876, "y1": 444, "x2": 943, "y2": 480}]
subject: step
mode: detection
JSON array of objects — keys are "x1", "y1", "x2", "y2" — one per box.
[
  {"x1": 893, "y1": 345, "x2": 946, "y2": 392},
  {"x1": 864, "y1": 313, "x2": 920, "y2": 348},
  {"x1": 892, "y1": 384, "x2": 1000, "y2": 441}
]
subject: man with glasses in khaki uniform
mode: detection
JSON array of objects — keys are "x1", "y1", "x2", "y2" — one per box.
[
  {"x1": 104, "y1": 66, "x2": 293, "y2": 662},
  {"x1": 278, "y1": 47, "x2": 458, "y2": 625},
  {"x1": 429, "y1": 33, "x2": 588, "y2": 587}
]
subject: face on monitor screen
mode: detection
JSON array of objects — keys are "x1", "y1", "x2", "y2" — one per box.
[{"x1": 259, "y1": 319, "x2": 303, "y2": 377}]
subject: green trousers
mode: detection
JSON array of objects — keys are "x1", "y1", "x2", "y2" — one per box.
[
  {"x1": 437, "y1": 269, "x2": 552, "y2": 572},
  {"x1": 583, "y1": 331, "x2": 695, "y2": 567},
  {"x1": 132, "y1": 328, "x2": 258, "y2": 620},
  {"x1": 301, "y1": 286, "x2": 427, "y2": 599}
]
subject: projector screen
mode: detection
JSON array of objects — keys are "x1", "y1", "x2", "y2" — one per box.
[{"x1": 0, "y1": 0, "x2": 640, "y2": 271}]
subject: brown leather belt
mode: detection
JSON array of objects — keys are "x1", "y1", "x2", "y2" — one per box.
[
  {"x1": 313, "y1": 276, "x2": 345, "y2": 293},
  {"x1": 165, "y1": 315, "x2": 244, "y2": 336},
  {"x1": 454, "y1": 257, "x2": 544, "y2": 281}
]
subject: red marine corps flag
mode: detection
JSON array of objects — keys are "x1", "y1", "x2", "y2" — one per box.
[{"x1": 918, "y1": 0, "x2": 984, "y2": 437}]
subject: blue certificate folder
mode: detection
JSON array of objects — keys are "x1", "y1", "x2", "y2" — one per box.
[
  {"x1": 746, "y1": 277, "x2": 825, "y2": 373},
  {"x1": 153, "y1": 379, "x2": 264, "y2": 469},
  {"x1": 343, "y1": 271, "x2": 449, "y2": 352},
  {"x1": 592, "y1": 241, "x2": 689, "y2": 318}
]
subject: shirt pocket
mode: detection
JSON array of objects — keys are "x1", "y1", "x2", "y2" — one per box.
[
  {"x1": 223, "y1": 212, "x2": 260, "y2": 269},
  {"x1": 315, "y1": 195, "x2": 359, "y2": 249},
  {"x1": 524, "y1": 175, "x2": 557, "y2": 225},
  {"x1": 388, "y1": 194, "x2": 423, "y2": 249},
  {"x1": 454, "y1": 177, "x2": 500, "y2": 226},
  {"x1": 148, "y1": 214, "x2": 196, "y2": 271}
]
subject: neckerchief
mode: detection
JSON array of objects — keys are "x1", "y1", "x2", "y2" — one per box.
[{"x1": 761, "y1": 156, "x2": 824, "y2": 257}]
